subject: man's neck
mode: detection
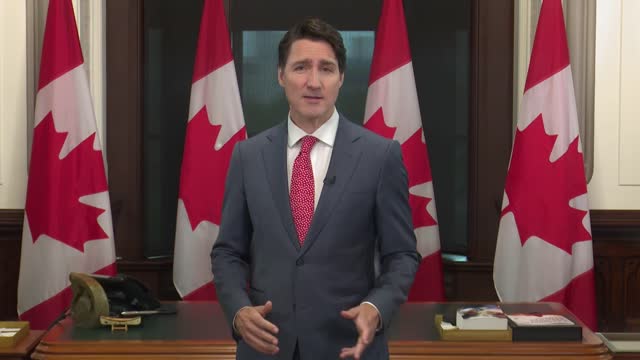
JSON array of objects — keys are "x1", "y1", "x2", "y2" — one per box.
[{"x1": 290, "y1": 115, "x2": 331, "y2": 134}]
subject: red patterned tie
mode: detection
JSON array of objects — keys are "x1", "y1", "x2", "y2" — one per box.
[{"x1": 290, "y1": 136, "x2": 318, "y2": 245}]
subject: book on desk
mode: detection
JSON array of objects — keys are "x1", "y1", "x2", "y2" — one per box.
[{"x1": 507, "y1": 313, "x2": 582, "y2": 341}]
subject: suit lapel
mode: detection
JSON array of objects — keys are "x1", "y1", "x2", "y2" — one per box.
[
  {"x1": 262, "y1": 123, "x2": 301, "y2": 251},
  {"x1": 301, "y1": 117, "x2": 362, "y2": 255}
]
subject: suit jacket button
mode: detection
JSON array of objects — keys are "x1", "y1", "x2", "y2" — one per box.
[{"x1": 296, "y1": 258, "x2": 304, "y2": 266}]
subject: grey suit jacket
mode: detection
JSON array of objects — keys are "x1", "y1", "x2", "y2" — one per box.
[{"x1": 211, "y1": 115, "x2": 420, "y2": 360}]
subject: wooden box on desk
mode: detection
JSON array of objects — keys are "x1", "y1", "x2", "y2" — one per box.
[{"x1": 0, "y1": 322, "x2": 29, "y2": 348}]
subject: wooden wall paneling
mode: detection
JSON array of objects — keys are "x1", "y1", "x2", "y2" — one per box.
[
  {"x1": 0, "y1": 210, "x2": 23, "y2": 320},
  {"x1": 591, "y1": 210, "x2": 640, "y2": 231},
  {"x1": 443, "y1": 261, "x2": 498, "y2": 301},
  {"x1": 467, "y1": 0, "x2": 514, "y2": 262},
  {"x1": 0, "y1": 241, "x2": 20, "y2": 320},
  {"x1": 592, "y1": 210, "x2": 640, "y2": 332},
  {"x1": 624, "y1": 257, "x2": 640, "y2": 330},
  {"x1": 594, "y1": 256, "x2": 614, "y2": 330},
  {"x1": 105, "y1": 0, "x2": 144, "y2": 260}
]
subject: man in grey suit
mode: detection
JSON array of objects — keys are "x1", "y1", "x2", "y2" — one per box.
[{"x1": 211, "y1": 17, "x2": 420, "y2": 360}]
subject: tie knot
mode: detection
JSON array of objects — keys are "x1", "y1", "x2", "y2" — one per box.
[{"x1": 300, "y1": 136, "x2": 318, "y2": 155}]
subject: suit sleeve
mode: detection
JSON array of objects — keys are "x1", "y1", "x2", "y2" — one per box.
[
  {"x1": 210, "y1": 143, "x2": 253, "y2": 330},
  {"x1": 364, "y1": 140, "x2": 421, "y2": 330}
]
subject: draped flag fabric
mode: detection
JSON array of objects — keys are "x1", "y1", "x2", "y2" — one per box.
[
  {"x1": 493, "y1": 0, "x2": 596, "y2": 330},
  {"x1": 364, "y1": 0, "x2": 445, "y2": 301},
  {"x1": 173, "y1": 0, "x2": 246, "y2": 300},
  {"x1": 18, "y1": 0, "x2": 116, "y2": 329}
]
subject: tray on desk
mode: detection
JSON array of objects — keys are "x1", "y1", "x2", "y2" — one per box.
[
  {"x1": 0, "y1": 321, "x2": 29, "y2": 348},
  {"x1": 598, "y1": 332, "x2": 640, "y2": 353}
]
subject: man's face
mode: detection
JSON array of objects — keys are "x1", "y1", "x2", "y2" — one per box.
[{"x1": 278, "y1": 39, "x2": 344, "y2": 126}]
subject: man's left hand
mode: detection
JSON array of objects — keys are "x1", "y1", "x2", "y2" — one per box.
[{"x1": 339, "y1": 303, "x2": 380, "y2": 359}]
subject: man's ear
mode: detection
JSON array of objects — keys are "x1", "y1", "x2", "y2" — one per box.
[
  {"x1": 277, "y1": 67, "x2": 285, "y2": 87},
  {"x1": 338, "y1": 72, "x2": 344, "y2": 88}
]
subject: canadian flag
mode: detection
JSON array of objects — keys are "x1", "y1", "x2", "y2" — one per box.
[
  {"x1": 364, "y1": 0, "x2": 445, "y2": 301},
  {"x1": 173, "y1": 0, "x2": 246, "y2": 300},
  {"x1": 493, "y1": 0, "x2": 596, "y2": 330},
  {"x1": 18, "y1": 0, "x2": 116, "y2": 329}
]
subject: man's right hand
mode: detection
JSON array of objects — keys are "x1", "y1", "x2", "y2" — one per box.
[{"x1": 234, "y1": 301, "x2": 280, "y2": 355}]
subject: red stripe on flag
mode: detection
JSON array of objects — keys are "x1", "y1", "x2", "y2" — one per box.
[
  {"x1": 38, "y1": 0, "x2": 84, "y2": 90},
  {"x1": 192, "y1": 0, "x2": 234, "y2": 82},
  {"x1": 183, "y1": 282, "x2": 218, "y2": 301},
  {"x1": 524, "y1": 0, "x2": 570, "y2": 92},
  {"x1": 368, "y1": 0, "x2": 412, "y2": 85},
  {"x1": 541, "y1": 268, "x2": 597, "y2": 331},
  {"x1": 19, "y1": 263, "x2": 116, "y2": 330},
  {"x1": 407, "y1": 251, "x2": 445, "y2": 302}
]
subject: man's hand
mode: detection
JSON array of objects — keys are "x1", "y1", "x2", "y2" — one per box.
[
  {"x1": 339, "y1": 303, "x2": 380, "y2": 359},
  {"x1": 234, "y1": 301, "x2": 279, "y2": 355}
]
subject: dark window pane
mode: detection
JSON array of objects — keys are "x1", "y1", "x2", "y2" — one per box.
[
  {"x1": 405, "y1": 0, "x2": 470, "y2": 254},
  {"x1": 238, "y1": 31, "x2": 286, "y2": 136}
]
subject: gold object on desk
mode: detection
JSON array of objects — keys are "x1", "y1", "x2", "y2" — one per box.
[
  {"x1": 0, "y1": 321, "x2": 29, "y2": 348},
  {"x1": 99, "y1": 316, "x2": 141, "y2": 332}
]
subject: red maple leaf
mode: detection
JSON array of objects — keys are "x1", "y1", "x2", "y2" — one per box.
[
  {"x1": 25, "y1": 113, "x2": 108, "y2": 252},
  {"x1": 364, "y1": 108, "x2": 397, "y2": 139},
  {"x1": 401, "y1": 131, "x2": 437, "y2": 228},
  {"x1": 365, "y1": 107, "x2": 437, "y2": 228},
  {"x1": 179, "y1": 107, "x2": 246, "y2": 230},
  {"x1": 502, "y1": 115, "x2": 591, "y2": 254}
]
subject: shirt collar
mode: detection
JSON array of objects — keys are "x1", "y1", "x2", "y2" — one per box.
[{"x1": 287, "y1": 108, "x2": 339, "y2": 148}]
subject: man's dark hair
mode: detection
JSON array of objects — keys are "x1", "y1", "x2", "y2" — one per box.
[{"x1": 278, "y1": 17, "x2": 346, "y2": 73}]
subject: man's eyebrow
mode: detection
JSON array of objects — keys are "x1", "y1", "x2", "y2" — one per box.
[
  {"x1": 290, "y1": 59, "x2": 312, "y2": 67},
  {"x1": 319, "y1": 60, "x2": 338, "y2": 67},
  {"x1": 289, "y1": 59, "x2": 337, "y2": 67}
]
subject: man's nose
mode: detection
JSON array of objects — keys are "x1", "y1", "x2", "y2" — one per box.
[{"x1": 306, "y1": 69, "x2": 321, "y2": 88}]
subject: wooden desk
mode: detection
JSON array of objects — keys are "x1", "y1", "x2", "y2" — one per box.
[
  {"x1": 0, "y1": 331, "x2": 44, "y2": 360},
  {"x1": 32, "y1": 302, "x2": 611, "y2": 359}
]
